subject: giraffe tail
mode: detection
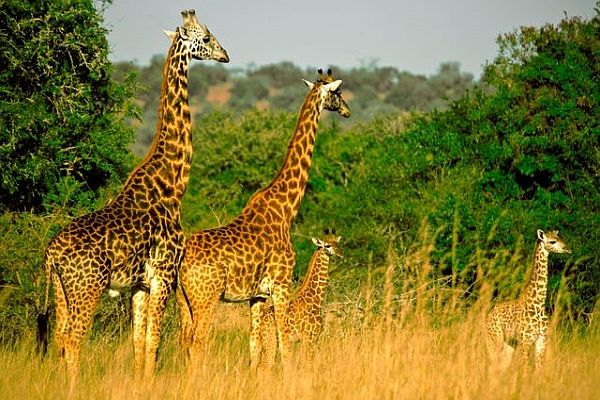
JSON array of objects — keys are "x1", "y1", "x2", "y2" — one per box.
[{"x1": 36, "y1": 257, "x2": 53, "y2": 356}]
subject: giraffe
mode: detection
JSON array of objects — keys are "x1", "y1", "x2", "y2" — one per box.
[
  {"x1": 36, "y1": 9, "x2": 228, "y2": 384},
  {"x1": 177, "y1": 69, "x2": 350, "y2": 369},
  {"x1": 256, "y1": 229, "x2": 342, "y2": 368},
  {"x1": 485, "y1": 229, "x2": 570, "y2": 370}
]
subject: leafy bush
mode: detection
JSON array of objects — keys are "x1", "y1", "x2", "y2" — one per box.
[{"x1": 0, "y1": 0, "x2": 137, "y2": 213}]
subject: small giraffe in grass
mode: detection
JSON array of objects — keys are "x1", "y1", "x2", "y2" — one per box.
[
  {"x1": 177, "y1": 69, "x2": 350, "y2": 369},
  {"x1": 485, "y1": 229, "x2": 570, "y2": 370},
  {"x1": 257, "y1": 230, "x2": 342, "y2": 368},
  {"x1": 37, "y1": 9, "x2": 228, "y2": 385}
]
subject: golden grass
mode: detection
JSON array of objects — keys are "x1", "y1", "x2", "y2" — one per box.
[
  {"x1": 2, "y1": 224, "x2": 598, "y2": 399},
  {"x1": 1, "y1": 294, "x2": 599, "y2": 400}
]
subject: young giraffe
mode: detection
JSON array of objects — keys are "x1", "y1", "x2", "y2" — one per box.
[
  {"x1": 485, "y1": 229, "x2": 570, "y2": 370},
  {"x1": 177, "y1": 69, "x2": 350, "y2": 369},
  {"x1": 257, "y1": 230, "x2": 342, "y2": 368},
  {"x1": 37, "y1": 9, "x2": 228, "y2": 383}
]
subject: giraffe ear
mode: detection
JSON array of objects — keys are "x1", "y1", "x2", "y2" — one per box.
[
  {"x1": 336, "y1": 236, "x2": 342, "y2": 243},
  {"x1": 312, "y1": 238, "x2": 323, "y2": 247},
  {"x1": 537, "y1": 229, "x2": 545, "y2": 241},
  {"x1": 303, "y1": 79, "x2": 314, "y2": 89},
  {"x1": 323, "y1": 80, "x2": 342, "y2": 92},
  {"x1": 163, "y1": 30, "x2": 177, "y2": 41}
]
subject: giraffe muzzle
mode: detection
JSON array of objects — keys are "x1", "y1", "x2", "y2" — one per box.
[{"x1": 216, "y1": 49, "x2": 230, "y2": 63}]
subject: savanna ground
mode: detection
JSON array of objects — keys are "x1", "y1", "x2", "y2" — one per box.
[{"x1": 1, "y1": 233, "x2": 598, "y2": 400}]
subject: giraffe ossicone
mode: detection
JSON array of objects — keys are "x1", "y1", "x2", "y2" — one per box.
[{"x1": 37, "y1": 8, "x2": 228, "y2": 387}]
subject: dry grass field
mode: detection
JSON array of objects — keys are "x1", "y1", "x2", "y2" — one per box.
[
  {"x1": 1, "y1": 227, "x2": 598, "y2": 400},
  {"x1": 1, "y1": 303, "x2": 598, "y2": 400},
  {"x1": 1, "y1": 260, "x2": 598, "y2": 400}
]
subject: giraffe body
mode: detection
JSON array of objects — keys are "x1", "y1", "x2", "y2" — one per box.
[
  {"x1": 178, "y1": 69, "x2": 350, "y2": 369},
  {"x1": 257, "y1": 232, "x2": 341, "y2": 367},
  {"x1": 485, "y1": 229, "x2": 570, "y2": 370},
  {"x1": 37, "y1": 9, "x2": 228, "y2": 385}
]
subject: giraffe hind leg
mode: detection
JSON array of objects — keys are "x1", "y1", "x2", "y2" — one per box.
[
  {"x1": 62, "y1": 283, "x2": 103, "y2": 389},
  {"x1": 176, "y1": 284, "x2": 193, "y2": 359},
  {"x1": 499, "y1": 342, "x2": 515, "y2": 369},
  {"x1": 52, "y1": 272, "x2": 69, "y2": 358},
  {"x1": 254, "y1": 302, "x2": 277, "y2": 369}
]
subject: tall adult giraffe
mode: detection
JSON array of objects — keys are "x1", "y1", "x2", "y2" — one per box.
[
  {"x1": 486, "y1": 229, "x2": 571, "y2": 370},
  {"x1": 178, "y1": 69, "x2": 350, "y2": 368},
  {"x1": 37, "y1": 9, "x2": 228, "y2": 384}
]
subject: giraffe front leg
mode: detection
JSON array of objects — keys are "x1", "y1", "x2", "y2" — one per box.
[
  {"x1": 249, "y1": 298, "x2": 266, "y2": 369},
  {"x1": 534, "y1": 334, "x2": 546, "y2": 369},
  {"x1": 143, "y1": 277, "x2": 171, "y2": 379},
  {"x1": 271, "y1": 284, "x2": 292, "y2": 367},
  {"x1": 132, "y1": 289, "x2": 148, "y2": 378}
]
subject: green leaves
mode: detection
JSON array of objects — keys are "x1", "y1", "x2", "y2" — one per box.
[{"x1": 0, "y1": 0, "x2": 136, "y2": 213}]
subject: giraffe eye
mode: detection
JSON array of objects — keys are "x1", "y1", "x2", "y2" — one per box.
[
  {"x1": 202, "y1": 36, "x2": 211, "y2": 44},
  {"x1": 549, "y1": 240, "x2": 556, "y2": 244}
]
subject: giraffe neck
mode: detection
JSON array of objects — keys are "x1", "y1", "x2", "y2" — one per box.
[
  {"x1": 294, "y1": 249, "x2": 330, "y2": 307},
  {"x1": 242, "y1": 86, "x2": 324, "y2": 226},
  {"x1": 521, "y1": 241, "x2": 549, "y2": 309},
  {"x1": 117, "y1": 40, "x2": 193, "y2": 209}
]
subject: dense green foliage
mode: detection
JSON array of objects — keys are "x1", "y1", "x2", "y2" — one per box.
[
  {"x1": 1, "y1": 3, "x2": 599, "y2": 343},
  {"x1": 0, "y1": 0, "x2": 137, "y2": 212}
]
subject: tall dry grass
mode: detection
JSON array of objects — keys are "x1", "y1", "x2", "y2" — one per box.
[{"x1": 1, "y1": 225, "x2": 598, "y2": 400}]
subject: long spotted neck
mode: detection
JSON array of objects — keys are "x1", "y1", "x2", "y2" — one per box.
[
  {"x1": 117, "y1": 39, "x2": 193, "y2": 210},
  {"x1": 293, "y1": 248, "x2": 330, "y2": 308},
  {"x1": 521, "y1": 240, "x2": 549, "y2": 309},
  {"x1": 242, "y1": 85, "x2": 324, "y2": 226}
]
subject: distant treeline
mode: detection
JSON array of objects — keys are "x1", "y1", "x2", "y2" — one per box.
[{"x1": 112, "y1": 60, "x2": 475, "y2": 155}]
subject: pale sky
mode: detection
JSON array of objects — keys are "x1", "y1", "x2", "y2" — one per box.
[{"x1": 102, "y1": 0, "x2": 597, "y2": 78}]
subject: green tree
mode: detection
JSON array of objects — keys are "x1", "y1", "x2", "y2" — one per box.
[
  {"x1": 0, "y1": 0, "x2": 137, "y2": 212},
  {"x1": 394, "y1": 8, "x2": 600, "y2": 318}
]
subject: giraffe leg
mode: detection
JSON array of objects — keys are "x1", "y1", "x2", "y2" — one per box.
[
  {"x1": 500, "y1": 342, "x2": 515, "y2": 369},
  {"x1": 249, "y1": 298, "x2": 266, "y2": 369},
  {"x1": 52, "y1": 273, "x2": 68, "y2": 358},
  {"x1": 271, "y1": 284, "x2": 292, "y2": 367},
  {"x1": 484, "y1": 309, "x2": 509, "y2": 371},
  {"x1": 143, "y1": 277, "x2": 171, "y2": 379},
  {"x1": 188, "y1": 293, "x2": 218, "y2": 368},
  {"x1": 259, "y1": 307, "x2": 277, "y2": 369},
  {"x1": 301, "y1": 324, "x2": 320, "y2": 367},
  {"x1": 534, "y1": 334, "x2": 546, "y2": 369},
  {"x1": 131, "y1": 289, "x2": 148, "y2": 378},
  {"x1": 62, "y1": 284, "x2": 103, "y2": 391},
  {"x1": 176, "y1": 285, "x2": 193, "y2": 359}
]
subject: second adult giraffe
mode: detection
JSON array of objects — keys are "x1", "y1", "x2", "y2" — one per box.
[
  {"x1": 37, "y1": 9, "x2": 228, "y2": 384},
  {"x1": 178, "y1": 69, "x2": 350, "y2": 368}
]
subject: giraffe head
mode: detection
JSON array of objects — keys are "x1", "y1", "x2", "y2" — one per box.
[
  {"x1": 303, "y1": 69, "x2": 351, "y2": 118},
  {"x1": 536, "y1": 229, "x2": 571, "y2": 254},
  {"x1": 312, "y1": 228, "x2": 343, "y2": 257},
  {"x1": 164, "y1": 9, "x2": 229, "y2": 63}
]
